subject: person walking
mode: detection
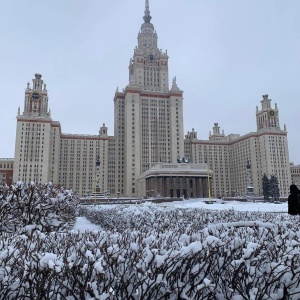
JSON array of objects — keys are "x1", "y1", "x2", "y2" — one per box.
[{"x1": 288, "y1": 184, "x2": 300, "y2": 215}]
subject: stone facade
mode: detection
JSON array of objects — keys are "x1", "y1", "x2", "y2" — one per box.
[
  {"x1": 112, "y1": 1, "x2": 184, "y2": 196},
  {"x1": 6, "y1": 1, "x2": 292, "y2": 198},
  {"x1": 184, "y1": 95, "x2": 291, "y2": 197},
  {"x1": 0, "y1": 158, "x2": 14, "y2": 185}
]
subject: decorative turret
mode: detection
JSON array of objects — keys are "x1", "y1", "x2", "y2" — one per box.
[
  {"x1": 256, "y1": 94, "x2": 280, "y2": 131},
  {"x1": 209, "y1": 123, "x2": 225, "y2": 141},
  {"x1": 99, "y1": 123, "x2": 108, "y2": 137},
  {"x1": 185, "y1": 128, "x2": 198, "y2": 140},
  {"x1": 32, "y1": 73, "x2": 43, "y2": 91},
  {"x1": 22, "y1": 74, "x2": 49, "y2": 117}
]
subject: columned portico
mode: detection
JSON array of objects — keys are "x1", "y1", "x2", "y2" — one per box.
[{"x1": 140, "y1": 163, "x2": 212, "y2": 198}]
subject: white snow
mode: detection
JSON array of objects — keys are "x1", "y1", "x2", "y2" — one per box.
[
  {"x1": 39, "y1": 252, "x2": 58, "y2": 269},
  {"x1": 159, "y1": 198, "x2": 287, "y2": 212},
  {"x1": 72, "y1": 216, "x2": 102, "y2": 232}
]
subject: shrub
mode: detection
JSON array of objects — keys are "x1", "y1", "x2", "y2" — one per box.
[
  {"x1": 0, "y1": 181, "x2": 79, "y2": 234},
  {"x1": 0, "y1": 203, "x2": 300, "y2": 299}
]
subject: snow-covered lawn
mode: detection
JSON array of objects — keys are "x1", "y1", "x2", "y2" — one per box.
[{"x1": 161, "y1": 198, "x2": 287, "y2": 212}]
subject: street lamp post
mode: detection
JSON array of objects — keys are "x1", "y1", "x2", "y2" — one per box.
[{"x1": 117, "y1": 191, "x2": 120, "y2": 203}]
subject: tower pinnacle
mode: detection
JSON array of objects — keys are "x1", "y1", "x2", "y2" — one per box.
[{"x1": 143, "y1": 0, "x2": 152, "y2": 23}]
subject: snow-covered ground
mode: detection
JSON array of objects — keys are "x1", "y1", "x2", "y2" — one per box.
[
  {"x1": 72, "y1": 216, "x2": 102, "y2": 231},
  {"x1": 160, "y1": 198, "x2": 287, "y2": 212}
]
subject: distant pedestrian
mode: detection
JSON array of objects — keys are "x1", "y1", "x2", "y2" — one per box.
[{"x1": 288, "y1": 184, "x2": 300, "y2": 215}]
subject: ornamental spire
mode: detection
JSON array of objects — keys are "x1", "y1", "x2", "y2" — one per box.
[{"x1": 143, "y1": 0, "x2": 152, "y2": 23}]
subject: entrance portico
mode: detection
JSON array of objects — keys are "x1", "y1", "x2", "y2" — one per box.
[{"x1": 139, "y1": 163, "x2": 212, "y2": 198}]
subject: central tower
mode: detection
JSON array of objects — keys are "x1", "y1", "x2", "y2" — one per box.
[
  {"x1": 113, "y1": 0, "x2": 184, "y2": 197},
  {"x1": 128, "y1": 0, "x2": 169, "y2": 93}
]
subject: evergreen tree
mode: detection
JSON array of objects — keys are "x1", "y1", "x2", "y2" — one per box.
[
  {"x1": 262, "y1": 173, "x2": 270, "y2": 200},
  {"x1": 269, "y1": 175, "x2": 280, "y2": 201}
]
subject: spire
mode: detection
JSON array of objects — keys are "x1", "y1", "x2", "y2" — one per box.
[
  {"x1": 139, "y1": 0, "x2": 155, "y2": 39},
  {"x1": 143, "y1": 0, "x2": 152, "y2": 23}
]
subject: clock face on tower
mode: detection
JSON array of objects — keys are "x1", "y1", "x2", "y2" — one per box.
[
  {"x1": 31, "y1": 92, "x2": 40, "y2": 100},
  {"x1": 149, "y1": 54, "x2": 154, "y2": 62},
  {"x1": 269, "y1": 110, "x2": 275, "y2": 117}
]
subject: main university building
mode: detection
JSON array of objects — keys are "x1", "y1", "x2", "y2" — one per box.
[{"x1": 8, "y1": 1, "x2": 291, "y2": 198}]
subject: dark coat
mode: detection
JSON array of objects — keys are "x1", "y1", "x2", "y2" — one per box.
[{"x1": 288, "y1": 192, "x2": 299, "y2": 215}]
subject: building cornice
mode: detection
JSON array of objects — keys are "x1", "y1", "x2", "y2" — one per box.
[
  {"x1": 17, "y1": 117, "x2": 61, "y2": 128},
  {"x1": 61, "y1": 134, "x2": 109, "y2": 141},
  {"x1": 139, "y1": 162, "x2": 212, "y2": 179}
]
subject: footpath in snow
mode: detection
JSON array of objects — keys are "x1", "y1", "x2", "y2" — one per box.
[{"x1": 72, "y1": 217, "x2": 102, "y2": 232}]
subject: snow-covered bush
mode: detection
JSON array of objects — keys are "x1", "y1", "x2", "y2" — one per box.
[
  {"x1": 0, "y1": 182, "x2": 78, "y2": 233},
  {"x1": 77, "y1": 204, "x2": 300, "y2": 299},
  {"x1": 0, "y1": 203, "x2": 299, "y2": 299}
]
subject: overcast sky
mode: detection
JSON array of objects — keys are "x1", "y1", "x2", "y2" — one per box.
[{"x1": 1, "y1": 0, "x2": 299, "y2": 164}]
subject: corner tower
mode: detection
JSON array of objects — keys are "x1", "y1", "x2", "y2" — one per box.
[
  {"x1": 256, "y1": 94, "x2": 280, "y2": 131},
  {"x1": 114, "y1": 0, "x2": 184, "y2": 197},
  {"x1": 23, "y1": 74, "x2": 49, "y2": 117},
  {"x1": 13, "y1": 74, "x2": 61, "y2": 184}
]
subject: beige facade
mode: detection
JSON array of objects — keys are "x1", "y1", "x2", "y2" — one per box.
[
  {"x1": 184, "y1": 95, "x2": 291, "y2": 197},
  {"x1": 10, "y1": 1, "x2": 292, "y2": 198},
  {"x1": 13, "y1": 74, "x2": 60, "y2": 185},
  {"x1": 112, "y1": 2, "x2": 184, "y2": 197},
  {"x1": 0, "y1": 158, "x2": 14, "y2": 185},
  {"x1": 58, "y1": 129, "x2": 109, "y2": 196}
]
